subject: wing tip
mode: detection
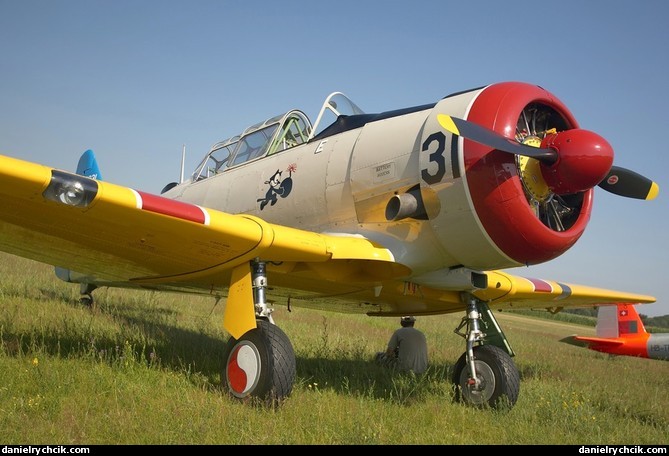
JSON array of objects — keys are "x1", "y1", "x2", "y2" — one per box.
[{"x1": 559, "y1": 335, "x2": 587, "y2": 347}]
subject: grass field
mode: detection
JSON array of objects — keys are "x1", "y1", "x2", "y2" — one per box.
[{"x1": 0, "y1": 252, "x2": 667, "y2": 445}]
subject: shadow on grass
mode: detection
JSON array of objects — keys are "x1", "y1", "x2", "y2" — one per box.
[
  {"x1": 296, "y1": 355, "x2": 456, "y2": 404},
  {"x1": 3, "y1": 294, "x2": 528, "y2": 407},
  {"x1": 0, "y1": 296, "x2": 227, "y2": 381},
  {"x1": 0, "y1": 296, "x2": 467, "y2": 405}
]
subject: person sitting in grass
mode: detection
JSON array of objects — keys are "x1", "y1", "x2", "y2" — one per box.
[{"x1": 375, "y1": 316, "x2": 428, "y2": 374}]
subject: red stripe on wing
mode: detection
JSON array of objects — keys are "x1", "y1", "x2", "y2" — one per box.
[
  {"x1": 137, "y1": 191, "x2": 208, "y2": 224},
  {"x1": 527, "y1": 278, "x2": 553, "y2": 293}
]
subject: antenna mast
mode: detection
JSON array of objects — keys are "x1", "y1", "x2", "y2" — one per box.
[{"x1": 180, "y1": 144, "x2": 186, "y2": 183}]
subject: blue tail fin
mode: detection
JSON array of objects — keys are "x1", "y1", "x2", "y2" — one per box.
[{"x1": 76, "y1": 149, "x2": 102, "y2": 180}]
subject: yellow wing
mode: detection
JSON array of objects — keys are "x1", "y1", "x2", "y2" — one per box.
[
  {"x1": 0, "y1": 154, "x2": 409, "y2": 337},
  {"x1": 476, "y1": 270, "x2": 655, "y2": 312},
  {"x1": 0, "y1": 154, "x2": 408, "y2": 280},
  {"x1": 0, "y1": 154, "x2": 655, "y2": 333}
]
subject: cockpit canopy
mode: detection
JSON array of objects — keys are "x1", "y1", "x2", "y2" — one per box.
[
  {"x1": 189, "y1": 92, "x2": 364, "y2": 182},
  {"x1": 191, "y1": 110, "x2": 311, "y2": 181}
]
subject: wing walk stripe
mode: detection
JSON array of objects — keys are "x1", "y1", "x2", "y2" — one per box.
[
  {"x1": 200, "y1": 206, "x2": 211, "y2": 225},
  {"x1": 136, "y1": 190, "x2": 208, "y2": 224},
  {"x1": 130, "y1": 189, "x2": 143, "y2": 209}
]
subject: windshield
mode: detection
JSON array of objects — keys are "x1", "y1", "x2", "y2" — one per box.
[{"x1": 310, "y1": 92, "x2": 365, "y2": 139}]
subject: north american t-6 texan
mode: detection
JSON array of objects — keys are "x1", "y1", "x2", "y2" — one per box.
[{"x1": 0, "y1": 81, "x2": 660, "y2": 410}]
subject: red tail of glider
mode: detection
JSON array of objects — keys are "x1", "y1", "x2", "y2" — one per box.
[{"x1": 560, "y1": 304, "x2": 669, "y2": 360}]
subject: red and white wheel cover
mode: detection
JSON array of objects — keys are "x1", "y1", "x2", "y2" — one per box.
[{"x1": 226, "y1": 340, "x2": 262, "y2": 397}]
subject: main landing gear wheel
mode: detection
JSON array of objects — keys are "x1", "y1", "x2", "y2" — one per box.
[
  {"x1": 223, "y1": 318, "x2": 296, "y2": 406},
  {"x1": 451, "y1": 344, "x2": 520, "y2": 410},
  {"x1": 79, "y1": 283, "x2": 98, "y2": 308}
]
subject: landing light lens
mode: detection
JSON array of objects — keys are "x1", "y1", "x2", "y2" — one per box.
[{"x1": 43, "y1": 170, "x2": 98, "y2": 207}]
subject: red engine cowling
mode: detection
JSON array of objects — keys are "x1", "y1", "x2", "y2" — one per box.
[{"x1": 464, "y1": 82, "x2": 593, "y2": 266}]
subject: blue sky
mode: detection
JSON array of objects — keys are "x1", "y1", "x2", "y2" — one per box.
[{"x1": 1, "y1": 0, "x2": 667, "y2": 316}]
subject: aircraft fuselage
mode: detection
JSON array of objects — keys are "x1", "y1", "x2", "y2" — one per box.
[{"x1": 163, "y1": 82, "x2": 592, "y2": 288}]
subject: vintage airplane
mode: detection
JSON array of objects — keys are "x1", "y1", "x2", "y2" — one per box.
[
  {"x1": 561, "y1": 304, "x2": 669, "y2": 360},
  {"x1": 0, "y1": 81, "x2": 661, "y2": 410}
]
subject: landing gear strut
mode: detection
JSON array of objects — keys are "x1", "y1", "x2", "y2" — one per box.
[
  {"x1": 451, "y1": 294, "x2": 520, "y2": 409},
  {"x1": 222, "y1": 259, "x2": 296, "y2": 405}
]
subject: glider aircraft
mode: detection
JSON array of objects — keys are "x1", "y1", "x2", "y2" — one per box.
[
  {"x1": 561, "y1": 304, "x2": 669, "y2": 361},
  {"x1": 0, "y1": 81, "x2": 660, "y2": 409}
]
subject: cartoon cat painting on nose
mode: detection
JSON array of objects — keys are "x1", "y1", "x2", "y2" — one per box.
[{"x1": 257, "y1": 163, "x2": 296, "y2": 210}]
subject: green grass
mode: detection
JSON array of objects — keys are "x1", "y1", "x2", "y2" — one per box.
[{"x1": 0, "y1": 252, "x2": 667, "y2": 444}]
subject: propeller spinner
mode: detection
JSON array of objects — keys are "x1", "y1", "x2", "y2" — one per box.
[{"x1": 437, "y1": 114, "x2": 659, "y2": 200}]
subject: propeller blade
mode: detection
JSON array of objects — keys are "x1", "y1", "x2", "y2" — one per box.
[
  {"x1": 437, "y1": 114, "x2": 558, "y2": 164},
  {"x1": 598, "y1": 166, "x2": 659, "y2": 200},
  {"x1": 438, "y1": 114, "x2": 659, "y2": 201}
]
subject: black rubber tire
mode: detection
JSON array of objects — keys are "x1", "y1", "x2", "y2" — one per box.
[
  {"x1": 451, "y1": 344, "x2": 520, "y2": 410},
  {"x1": 79, "y1": 294, "x2": 94, "y2": 307},
  {"x1": 222, "y1": 319, "x2": 296, "y2": 406}
]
